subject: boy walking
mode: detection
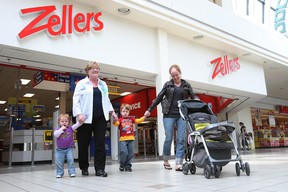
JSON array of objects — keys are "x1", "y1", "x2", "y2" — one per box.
[{"x1": 114, "y1": 104, "x2": 145, "y2": 172}]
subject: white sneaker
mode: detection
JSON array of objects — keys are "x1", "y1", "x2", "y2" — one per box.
[
  {"x1": 56, "y1": 175, "x2": 62, "y2": 178},
  {"x1": 70, "y1": 174, "x2": 76, "y2": 177}
]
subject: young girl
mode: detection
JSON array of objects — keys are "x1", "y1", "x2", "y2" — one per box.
[
  {"x1": 54, "y1": 114, "x2": 84, "y2": 178},
  {"x1": 114, "y1": 104, "x2": 145, "y2": 172}
]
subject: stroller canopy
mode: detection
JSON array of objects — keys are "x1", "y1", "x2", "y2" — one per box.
[{"x1": 179, "y1": 99, "x2": 214, "y2": 119}]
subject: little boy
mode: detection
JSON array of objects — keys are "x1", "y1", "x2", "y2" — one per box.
[
  {"x1": 114, "y1": 104, "x2": 145, "y2": 172},
  {"x1": 54, "y1": 113, "x2": 84, "y2": 178}
]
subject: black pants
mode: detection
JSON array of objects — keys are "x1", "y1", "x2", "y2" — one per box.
[{"x1": 77, "y1": 117, "x2": 107, "y2": 171}]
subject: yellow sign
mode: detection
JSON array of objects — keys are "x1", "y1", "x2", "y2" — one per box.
[{"x1": 108, "y1": 85, "x2": 120, "y2": 95}]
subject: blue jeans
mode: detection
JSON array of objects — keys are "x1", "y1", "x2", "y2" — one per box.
[
  {"x1": 163, "y1": 117, "x2": 186, "y2": 165},
  {"x1": 55, "y1": 147, "x2": 76, "y2": 176},
  {"x1": 119, "y1": 140, "x2": 134, "y2": 168}
]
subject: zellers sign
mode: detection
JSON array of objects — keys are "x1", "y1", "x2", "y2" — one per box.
[
  {"x1": 18, "y1": 5, "x2": 104, "y2": 39},
  {"x1": 210, "y1": 55, "x2": 240, "y2": 80}
]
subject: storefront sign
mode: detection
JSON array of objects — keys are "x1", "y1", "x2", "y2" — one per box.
[
  {"x1": 210, "y1": 55, "x2": 240, "y2": 80},
  {"x1": 108, "y1": 85, "x2": 120, "y2": 96},
  {"x1": 278, "y1": 105, "x2": 288, "y2": 114},
  {"x1": 274, "y1": 0, "x2": 288, "y2": 37},
  {"x1": 18, "y1": 4, "x2": 104, "y2": 39}
]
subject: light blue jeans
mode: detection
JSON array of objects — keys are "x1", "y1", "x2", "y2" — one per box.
[
  {"x1": 119, "y1": 140, "x2": 134, "y2": 168},
  {"x1": 55, "y1": 147, "x2": 76, "y2": 176},
  {"x1": 163, "y1": 117, "x2": 186, "y2": 165}
]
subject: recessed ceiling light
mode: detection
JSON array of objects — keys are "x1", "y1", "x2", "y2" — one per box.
[
  {"x1": 55, "y1": 97, "x2": 59, "y2": 100},
  {"x1": 23, "y1": 93, "x2": 35, "y2": 97},
  {"x1": 0, "y1": 100, "x2": 6, "y2": 104},
  {"x1": 117, "y1": 7, "x2": 131, "y2": 15},
  {"x1": 120, "y1": 92, "x2": 131, "y2": 96},
  {"x1": 21, "y1": 79, "x2": 31, "y2": 85},
  {"x1": 193, "y1": 35, "x2": 204, "y2": 40},
  {"x1": 55, "y1": 105, "x2": 59, "y2": 108}
]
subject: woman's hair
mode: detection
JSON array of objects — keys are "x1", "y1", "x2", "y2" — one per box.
[
  {"x1": 120, "y1": 103, "x2": 132, "y2": 112},
  {"x1": 169, "y1": 64, "x2": 181, "y2": 74},
  {"x1": 58, "y1": 114, "x2": 70, "y2": 123},
  {"x1": 85, "y1": 61, "x2": 100, "y2": 74}
]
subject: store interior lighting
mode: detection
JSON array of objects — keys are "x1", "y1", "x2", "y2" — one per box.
[
  {"x1": 20, "y1": 79, "x2": 31, "y2": 85},
  {"x1": 0, "y1": 100, "x2": 6, "y2": 104},
  {"x1": 120, "y1": 92, "x2": 131, "y2": 96},
  {"x1": 23, "y1": 93, "x2": 35, "y2": 98}
]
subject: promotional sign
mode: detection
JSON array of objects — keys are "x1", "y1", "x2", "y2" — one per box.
[
  {"x1": 33, "y1": 71, "x2": 70, "y2": 92},
  {"x1": 18, "y1": 4, "x2": 104, "y2": 39},
  {"x1": 278, "y1": 105, "x2": 288, "y2": 114}
]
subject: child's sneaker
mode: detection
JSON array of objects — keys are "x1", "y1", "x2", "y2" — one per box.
[
  {"x1": 125, "y1": 167, "x2": 132, "y2": 172},
  {"x1": 119, "y1": 166, "x2": 124, "y2": 171},
  {"x1": 70, "y1": 174, "x2": 76, "y2": 177},
  {"x1": 56, "y1": 175, "x2": 62, "y2": 178}
]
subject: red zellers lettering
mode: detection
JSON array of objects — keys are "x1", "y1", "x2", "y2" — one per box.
[
  {"x1": 18, "y1": 5, "x2": 104, "y2": 39},
  {"x1": 210, "y1": 55, "x2": 240, "y2": 80}
]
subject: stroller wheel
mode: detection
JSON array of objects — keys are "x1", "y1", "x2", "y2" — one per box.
[
  {"x1": 214, "y1": 165, "x2": 221, "y2": 178},
  {"x1": 203, "y1": 164, "x2": 211, "y2": 179},
  {"x1": 245, "y1": 162, "x2": 250, "y2": 176},
  {"x1": 182, "y1": 162, "x2": 189, "y2": 175},
  {"x1": 188, "y1": 163, "x2": 196, "y2": 174},
  {"x1": 235, "y1": 162, "x2": 240, "y2": 176}
]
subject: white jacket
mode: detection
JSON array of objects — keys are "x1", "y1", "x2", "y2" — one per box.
[{"x1": 73, "y1": 76, "x2": 114, "y2": 123}]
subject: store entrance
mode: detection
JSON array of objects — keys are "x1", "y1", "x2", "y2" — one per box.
[{"x1": 0, "y1": 64, "x2": 156, "y2": 164}]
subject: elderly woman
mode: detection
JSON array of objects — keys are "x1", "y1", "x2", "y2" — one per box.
[{"x1": 73, "y1": 61, "x2": 117, "y2": 177}]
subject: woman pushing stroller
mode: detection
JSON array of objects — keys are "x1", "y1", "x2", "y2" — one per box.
[{"x1": 144, "y1": 64, "x2": 197, "y2": 171}]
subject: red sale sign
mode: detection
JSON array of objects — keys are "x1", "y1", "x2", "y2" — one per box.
[{"x1": 18, "y1": 5, "x2": 104, "y2": 39}]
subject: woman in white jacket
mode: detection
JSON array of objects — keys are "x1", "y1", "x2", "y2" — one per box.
[{"x1": 73, "y1": 61, "x2": 117, "y2": 177}]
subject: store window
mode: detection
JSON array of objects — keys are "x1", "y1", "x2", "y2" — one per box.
[{"x1": 255, "y1": 0, "x2": 265, "y2": 23}]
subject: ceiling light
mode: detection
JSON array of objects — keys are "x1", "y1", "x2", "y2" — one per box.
[
  {"x1": 4, "y1": 108, "x2": 7, "y2": 111},
  {"x1": 55, "y1": 105, "x2": 59, "y2": 108},
  {"x1": 242, "y1": 52, "x2": 251, "y2": 56},
  {"x1": 33, "y1": 115, "x2": 41, "y2": 118},
  {"x1": 23, "y1": 93, "x2": 35, "y2": 97},
  {"x1": 55, "y1": 97, "x2": 59, "y2": 100},
  {"x1": 35, "y1": 119, "x2": 42, "y2": 122},
  {"x1": 117, "y1": 7, "x2": 131, "y2": 15},
  {"x1": 193, "y1": 35, "x2": 204, "y2": 40},
  {"x1": 120, "y1": 92, "x2": 132, "y2": 96},
  {"x1": 21, "y1": 79, "x2": 31, "y2": 85},
  {"x1": 0, "y1": 100, "x2": 6, "y2": 104}
]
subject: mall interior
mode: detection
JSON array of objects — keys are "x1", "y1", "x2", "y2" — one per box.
[{"x1": 0, "y1": 0, "x2": 288, "y2": 191}]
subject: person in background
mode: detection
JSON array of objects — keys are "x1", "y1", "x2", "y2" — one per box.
[
  {"x1": 113, "y1": 104, "x2": 145, "y2": 172},
  {"x1": 54, "y1": 113, "x2": 84, "y2": 178},
  {"x1": 239, "y1": 122, "x2": 250, "y2": 150},
  {"x1": 144, "y1": 64, "x2": 197, "y2": 171},
  {"x1": 73, "y1": 61, "x2": 118, "y2": 177}
]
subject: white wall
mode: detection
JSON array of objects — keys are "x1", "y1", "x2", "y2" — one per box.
[
  {"x1": 0, "y1": 0, "x2": 158, "y2": 73},
  {"x1": 167, "y1": 34, "x2": 267, "y2": 96}
]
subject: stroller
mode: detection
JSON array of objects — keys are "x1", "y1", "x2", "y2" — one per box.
[{"x1": 179, "y1": 99, "x2": 250, "y2": 179}]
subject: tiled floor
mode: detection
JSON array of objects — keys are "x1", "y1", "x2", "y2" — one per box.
[{"x1": 0, "y1": 148, "x2": 288, "y2": 192}]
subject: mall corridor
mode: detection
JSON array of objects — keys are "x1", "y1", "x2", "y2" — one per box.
[{"x1": 0, "y1": 148, "x2": 287, "y2": 192}]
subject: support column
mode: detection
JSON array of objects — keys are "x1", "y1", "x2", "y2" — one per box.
[
  {"x1": 59, "y1": 92, "x2": 66, "y2": 114},
  {"x1": 155, "y1": 28, "x2": 174, "y2": 157}
]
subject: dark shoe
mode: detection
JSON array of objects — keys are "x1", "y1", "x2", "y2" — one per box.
[
  {"x1": 163, "y1": 164, "x2": 172, "y2": 170},
  {"x1": 119, "y1": 166, "x2": 124, "y2": 172},
  {"x1": 81, "y1": 169, "x2": 89, "y2": 176},
  {"x1": 125, "y1": 167, "x2": 132, "y2": 172},
  {"x1": 96, "y1": 170, "x2": 108, "y2": 177}
]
